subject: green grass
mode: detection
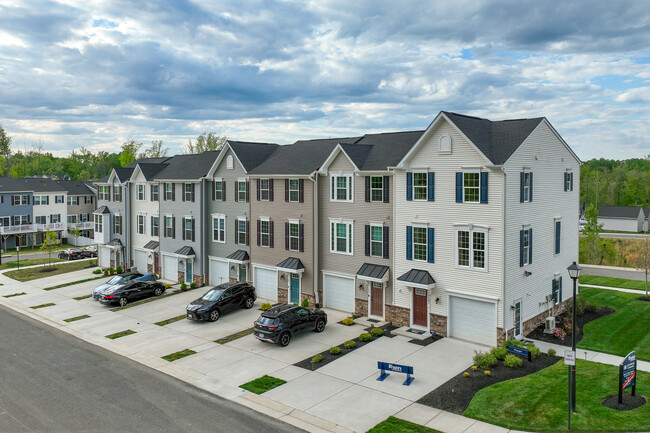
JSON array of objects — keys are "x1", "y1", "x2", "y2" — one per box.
[
  {"x1": 162, "y1": 349, "x2": 196, "y2": 362},
  {"x1": 5, "y1": 260, "x2": 97, "y2": 282},
  {"x1": 367, "y1": 417, "x2": 443, "y2": 433},
  {"x1": 44, "y1": 275, "x2": 106, "y2": 290},
  {"x1": 3, "y1": 292, "x2": 26, "y2": 298},
  {"x1": 578, "y1": 287, "x2": 650, "y2": 361},
  {"x1": 30, "y1": 302, "x2": 55, "y2": 309},
  {"x1": 155, "y1": 314, "x2": 187, "y2": 326},
  {"x1": 105, "y1": 329, "x2": 136, "y2": 339},
  {"x1": 580, "y1": 275, "x2": 649, "y2": 291},
  {"x1": 464, "y1": 360, "x2": 650, "y2": 432},
  {"x1": 239, "y1": 375, "x2": 286, "y2": 394},
  {"x1": 63, "y1": 314, "x2": 90, "y2": 322},
  {"x1": 110, "y1": 291, "x2": 176, "y2": 311},
  {"x1": 215, "y1": 327, "x2": 254, "y2": 344},
  {"x1": 0, "y1": 243, "x2": 78, "y2": 256},
  {"x1": 0, "y1": 258, "x2": 64, "y2": 271},
  {"x1": 73, "y1": 294, "x2": 92, "y2": 300}
]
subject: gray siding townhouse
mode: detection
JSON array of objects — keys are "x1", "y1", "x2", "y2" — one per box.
[
  {"x1": 59, "y1": 180, "x2": 96, "y2": 239},
  {"x1": 0, "y1": 177, "x2": 36, "y2": 250},
  {"x1": 204, "y1": 141, "x2": 278, "y2": 287},
  {"x1": 155, "y1": 152, "x2": 219, "y2": 285}
]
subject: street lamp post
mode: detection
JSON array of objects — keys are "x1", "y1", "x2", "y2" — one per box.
[{"x1": 567, "y1": 261, "x2": 582, "y2": 415}]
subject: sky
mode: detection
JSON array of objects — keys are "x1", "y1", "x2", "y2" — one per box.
[{"x1": 1, "y1": 0, "x2": 649, "y2": 161}]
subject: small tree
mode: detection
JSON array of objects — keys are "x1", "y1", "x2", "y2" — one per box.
[
  {"x1": 69, "y1": 223, "x2": 82, "y2": 246},
  {"x1": 40, "y1": 230, "x2": 59, "y2": 269},
  {"x1": 629, "y1": 230, "x2": 650, "y2": 296}
]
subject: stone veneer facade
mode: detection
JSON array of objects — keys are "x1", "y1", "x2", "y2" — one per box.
[
  {"x1": 278, "y1": 288, "x2": 288, "y2": 304},
  {"x1": 355, "y1": 299, "x2": 368, "y2": 318},
  {"x1": 429, "y1": 313, "x2": 447, "y2": 336},
  {"x1": 386, "y1": 304, "x2": 410, "y2": 326}
]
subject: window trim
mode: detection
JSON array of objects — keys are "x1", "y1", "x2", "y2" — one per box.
[
  {"x1": 369, "y1": 223, "x2": 383, "y2": 257},
  {"x1": 564, "y1": 171, "x2": 574, "y2": 192},
  {"x1": 463, "y1": 170, "x2": 480, "y2": 203},
  {"x1": 554, "y1": 219, "x2": 561, "y2": 255},
  {"x1": 212, "y1": 214, "x2": 226, "y2": 243},
  {"x1": 136, "y1": 213, "x2": 146, "y2": 235},
  {"x1": 237, "y1": 180, "x2": 247, "y2": 202},
  {"x1": 521, "y1": 171, "x2": 533, "y2": 203},
  {"x1": 412, "y1": 171, "x2": 428, "y2": 201},
  {"x1": 330, "y1": 174, "x2": 353, "y2": 203},
  {"x1": 214, "y1": 179, "x2": 223, "y2": 201},
  {"x1": 260, "y1": 178, "x2": 270, "y2": 201},
  {"x1": 136, "y1": 183, "x2": 146, "y2": 201},
  {"x1": 94, "y1": 214, "x2": 103, "y2": 233},
  {"x1": 150, "y1": 184, "x2": 159, "y2": 201},
  {"x1": 288, "y1": 179, "x2": 300, "y2": 202},
  {"x1": 151, "y1": 215, "x2": 159, "y2": 237},
  {"x1": 288, "y1": 220, "x2": 300, "y2": 251},
  {"x1": 521, "y1": 227, "x2": 532, "y2": 266},
  {"x1": 260, "y1": 217, "x2": 271, "y2": 247},
  {"x1": 164, "y1": 215, "x2": 174, "y2": 238},
  {"x1": 165, "y1": 183, "x2": 173, "y2": 201},
  {"x1": 330, "y1": 219, "x2": 353, "y2": 255},
  {"x1": 99, "y1": 186, "x2": 109, "y2": 201},
  {"x1": 455, "y1": 225, "x2": 488, "y2": 271},
  {"x1": 412, "y1": 225, "x2": 428, "y2": 262},
  {"x1": 237, "y1": 218, "x2": 247, "y2": 245},
  {"x1": 369, "y1": 176, "x2": 384, "y2": 202},
  {"x1": 183, "y1": 216, "x2": 194, "y2": 241}
]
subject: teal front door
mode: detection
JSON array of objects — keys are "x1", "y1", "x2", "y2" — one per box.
[
  {"x1": 185, "y1": 260, "x2": 193, "y2": 283},
  {"x1": 290, "y1": 274, "x2": 300, "y2": 304}
]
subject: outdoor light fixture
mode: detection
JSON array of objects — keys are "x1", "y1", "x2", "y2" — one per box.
[
  {"x1": 567, "y1": 260, "x2": 582, "y2": 427},
  {"x1": 230, "y1": 265, "x2": 236, "y2": 271},
  {"x1": 435, "y1": 297, "x2": 440, "y2": 304},
  {"x1": 358, "y1": 284, "x2": 364, "y2": 290},
  {"x1": 280, "y1": 274, "x2": 285, "y2": 280}
]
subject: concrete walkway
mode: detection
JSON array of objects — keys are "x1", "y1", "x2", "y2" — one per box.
[
  {"x1": 580, "y1": 283, "x2": 648, "y2": 295},
  {"x1": 580, "y1": 263, "x2": 648, "y2": 281}
]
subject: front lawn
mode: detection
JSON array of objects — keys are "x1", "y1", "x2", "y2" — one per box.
[
  {"x1": 464, "y1": 360, "x2": 649, "y2": 432},
  {"x1": 4, "y1": 260, "x2": 97, "y2": 281},
  {"x1": 580, "y1": 275, "x2": 648, "y2": 291},
  {"x1": 578, "y1": 287, "x2": 650, "y2": 361},
  {"x1": 368, "y1": 417, "x2": 443, "y2": 433},
  {"x1": 0, "y1": 258, "x2": 64, "y2": 271},
  {"x1": 239, "y1": 375, "x2": 286, "y2": 394}
]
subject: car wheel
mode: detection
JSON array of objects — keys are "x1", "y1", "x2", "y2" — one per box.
[
  {"x1": 154, "y1": 287, "x2": 163, "y2": 296},
  {"x1": 278, "y1": 332, "x2": 291, "y2": 347},
  {"x1": 244, "y1": 297, "x2": 254, "y2": 309},
  {"x1": 209, "y1": 309, "x2": 220, "y2": 322},
  {"x1": 118, "y1": 297, "x2": 128, "y2": 307},
  {"x1": 314, "y1": 319, "x2": 326, "y2": 333}
]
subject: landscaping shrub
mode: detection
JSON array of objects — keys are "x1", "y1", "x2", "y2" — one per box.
[
  {"x1": 471, "y1": 365, "x2": 478, "y2": 371},
  {"x1": 93, "y1": 269, "x2": 102, "y2": 274},
  {"x1": 329, "y1": 346, "x2": 341, "y2": 355},
  {"x1": 463, "y1": 372, "x2": 470, "y2": 378},
  {"x1": 180, "y1": 282, "x2": 187, "y2": 291},
  {"x1": 473, "y1": 351, "x2": 497, "y2": 369},
  {"x1": 504, "y1": 354, "x2": 523, "y2": 368},
  {"x1": 311, "y1": 354, "x2": 323, "y2": 364},
  {"x1": 342, "y1": 317, "x2": 354, "y2": 326},
  {"x1": 370, "y1": 327, "x2": 384, "y2": 337},
  {"x1": 301, "y1": 298, "x2": 309, "y2": 308},
  {"x1": 109, "y1": 267, "x2": 115, "y2": 275},
  {"x1": 359, "y1": 333, "x2": 372, "y2": 342},
  {"x1": 116, "y1": 266, "x2": 123, "y2": 274},
  {"x1": 190, "y1": 282, "x2": 197, "y2": 289},
  {"x1": 553, "y1": 327, "x2": 567, "y2": 340},
  {"x1": 260, "y1": 302, "x2": 272, "y2": 311},
  {"x1": 484, "y1": 370, "x2": 491, "y2": 376},
  {"x1": 586, "y1": 302, "x2": 599, "y2": 313},
  {"x1": 90, "y1": 260, "x2": 97, "y2": 267},
  {"x1": 491, "y1": 346, "x2": 508, "y2": 361},
  {"x1": 525, "y1": 344, "x2": 540, "y2": 359},
  {"x1": 503, "y1": 338, "x2": 524, "y2": 348},
  {"x1": 548, "y1": 348, "x2": 557, "y2": 357},
  {"x1": 344, "y1": 340, "x2": 356, "y2": 349},
  {"x1": 103, "y1": 268, "x2": 109, "y2": 276}
]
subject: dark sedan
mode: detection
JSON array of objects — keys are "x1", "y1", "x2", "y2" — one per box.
[
  {"x1": 186, "y1": 282, "x2": 256, "y2": 322},
  {"x1": 254, "y1": 304, "x2": 327, "y2": 347},
  {"x1": 99, "y1": 280, "x2": 166, "y2": 307},
  {"x1": 58, "y1": 248, "x2": 83, "y2": 260},
  {"x1": 81, "y1": 245, "x2": 97, "y2": 258}
]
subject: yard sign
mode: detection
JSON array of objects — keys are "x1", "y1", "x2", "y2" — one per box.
[{"x1": 618, "y1": 351, "x2": 637, "y2": 404}]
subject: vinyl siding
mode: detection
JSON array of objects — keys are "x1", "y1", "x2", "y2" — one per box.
[
  {"x1": 94, "y1": 181, "x2": 127, "y2": 249},
  {"x1": 503, "y1": 120, "x2": 580, "y2": 332},
  {"x1": 130, "y1": 170, "x2": 160, "y2": 261}
]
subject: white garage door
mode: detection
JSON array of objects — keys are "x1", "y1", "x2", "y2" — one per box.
[
  {"x1": 209, "y1": 259, "x2": 229, "y2": 286},
  {"x1": 134, "y1": 249, "x2": 147, "y2": 273},
  {"x1": 449, "y1": 296, "x2": 496, "y2": 346},
  {"x1": 98, "y1": 245, "x2": 110, "y2": 268},
  {"x1": 162, "y1": 254, "x2": 177, "y2": 282},
  {"x1": 324, "y1": 274, "x2": 355, "y2": 312},
  {"x1": 253, "y1": 267, "x2": 277, "y2": 301}
]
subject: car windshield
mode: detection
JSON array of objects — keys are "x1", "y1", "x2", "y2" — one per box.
[
  {"x1": 201, "y1": 289, "x2": 225, "y2": 301},
  {"x1": 107, "y1": 276, "x2": 123, "y2": 284}
]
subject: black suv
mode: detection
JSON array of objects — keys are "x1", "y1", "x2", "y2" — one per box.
[
  {"x1": 186, "y1": 282, "x2": 257, "y2": 322},
  {"x1": 254, "y1": 304, "x2": 327, "y2": 347}
]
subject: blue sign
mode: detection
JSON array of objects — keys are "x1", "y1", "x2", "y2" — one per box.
[
  {"x1": 507, "y1": 345, "x2": 532, "y2": 362},
  {"x1": 377, "y1": 362, "x2": 414, "y2": 386},
  {"x1": 621, "y1": 351, "x2": 637, "y2": 391}
]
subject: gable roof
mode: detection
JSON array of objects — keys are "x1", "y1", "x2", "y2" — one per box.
[
  {"x1": 228, "y1": 141, "x2": 280, "y2": 172},
  {"x1": 133, "y1": 162, "x2": 169, "y2": 181},
  {"x1": 56, "y1": 180, "x2": 94, "y2": 195},
  {"x1": 113, "y1": 167, "x2": 135, "y2": 183},
  {"x1": 0, "y1": 177, "x2": 67, "y2": 193},
  {"x1": 152, "y1": 152, "x2": 220, "y2": 180},
  {"x1": 598, "y1": 205, "x2": 645, "y2": 219}
]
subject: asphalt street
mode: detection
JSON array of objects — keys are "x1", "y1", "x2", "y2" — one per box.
[
  {"x1": 580, "y1": 264, "x2": 647, "y2": 281},
  {"x1": 0, "y1": 304, "x2": 305, "y2": 433}
]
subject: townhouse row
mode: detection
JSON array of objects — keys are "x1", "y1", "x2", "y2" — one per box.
[
  {"x1": 0, "y1": 177, "x2": 96, "y2": 249},
  {"x1": 93, "y1": 111, "x2": 581, "y2": 346}
]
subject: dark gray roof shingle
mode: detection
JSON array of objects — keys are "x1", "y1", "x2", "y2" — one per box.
[
  {"x1": 174, "y1": 246, "x2": 195, "y2": 256},
  {"x1": 226, "y1": 250, "x2": 250, "y2": 262},
  {"x1": 227, "y1": 141, "x2": 279, "y2": 172},
  {"x1": 357, "y1": 263, "x2": 389, "y2": 280},
  {"x1": 598, "y1": 205, "x2": 645, "y2": 219},
  {"x1": 397, "y1": 269, "x2": 436, "y2": 287},
  {"x1": 343, "y1": 130, "x2": 425, "y2": 170},
  {"x1": 56, "y1": 180, "x2": 94, "y2": 195},
  {"x1": 276, "y1": 257, "x2": 305, "y2": 271},
  {"x1": 153, "y1": 152, "x2": 220, "y2": 180}
]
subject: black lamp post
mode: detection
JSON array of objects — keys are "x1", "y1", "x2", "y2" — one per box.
[{"x1": 567, "y1": 261, "x2": 582, "y2": 414}]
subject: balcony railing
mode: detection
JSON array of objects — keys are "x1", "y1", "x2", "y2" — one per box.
[
  {"x1": 0, "y1": 223, "x2": 67, "y2": 235},
  {"x1": 67, "y1": 221, "x2": 94, "y2": 230}
]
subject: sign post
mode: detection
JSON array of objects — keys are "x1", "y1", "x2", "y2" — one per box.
[
  {"x1": 619, "y1": 351, "x2": 637, "y2": 404},
  {"x1": 564, "y1": 350, "x2": 575, "y2": 429}
]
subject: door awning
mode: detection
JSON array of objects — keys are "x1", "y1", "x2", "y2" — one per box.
[
  {"x1": 226, "y1": 249, "x2": 250, "y2": 264},
  {"x1": 142, "y1": 241, "x2": 159, "y2": 251},
  {"x1": 93, "y1": 205, "x2": 110, "y2": 214},
  {"x1": 397, "y1": 269, "x2": 436, "y2": 290},
  {"x1": 106, "y1": 238, "x2": 122, "y2": 249},
  {"x1": 174, "y1": 246, "x2": 195, "y2": 258},
  {"x1": 356, "y1": 263, "x2": 389, "y2": 283},
  {"x1": 276, "y1": 257, "x2": 305, "y2": 274}
]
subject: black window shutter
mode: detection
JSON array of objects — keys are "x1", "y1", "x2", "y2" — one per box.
[
  {"x1": 299, "y1": 179, "x2": 304, "y2": 203},
  {"x1": 528, "y1": 228, "x2": 533, "y2": 264},
  {"x1": 172, "y1": 184, "x2": 175, "y2": 201},
  {"x1": 285, "y1": 179, "x2": 289, "y2": 202},
  {"x1": 285, "y1": 222, "x2": 290, "y2": 250},
  {"x1": 172, "y1": 216, "x2": 176, "y2": 239},
  {"x1": 383, "y1": 176, "x2": 389, "y2": 203},
  {"x1": 559, "y1": 276, "x2": 563, "y2": 302},
  {"x1": 11, "y1": 195, "x2": 14, "y2": 205},
  {"x1": 365, "y1": 177, "x2": 370, "y2": 202},
  {"x1": 234, "y1": 182, "x2": 238, "y2": 202},
  {"x1": 191, "y1": 219, "x2": 195, "y2": 241},
  {"x1": 182, "y1": 184, "x2": 186, "y2": 202},
  {"x1": 246, "y1": 220, "x2": 250, "y2": 246},
  {"x1": 529, "y1": 172, "x2": 533, "y2": 202},
  {"x1": 520, "y1": 172, "x2": 525, "y2": 202},
  {"x1": 212, "y1": 182, "x2": 216, "y2": 200},
  {"x1": 570, "y1": 173, "x2": 573, "y2": 191},
  {"x1": 269, "y1": 220, "x2": 274, "y2": 248},
  {"x1": 383, "y1": 226, "x2": 389, "y2": 259},
  {"x1": 256, "y1": 220, "x2": 261, "y2": 246},
  {"x1": 519, "y1": 230, "x2": 524, "y2": 267},
  {"x1": 162, "y1": 184, "x2": 166, "y2": 201},
  {"x1": 455, "y1": 173, "x2": 462, "y2": 202},
  {"x1": 27, "y1": 196, "x2": 30, "y2": 205},
  {"x1": 245, "y1": 181, "x2": 250, "y2": 202},
  {"x1": 222, "y1": 181, "x2": 226, "y2": 201},
  {"x1": 563, "y1": 173, "x2": 568, "y2": 192},
  {"x1": 234, "y1": 220, "x2": 239, "y2": 244},
  {"x1": 299, "y1": 224, "x2": 304, "y2": 252},
  {"x1": 256, "y1": 179, "x2": 261, "y2": 201},
  {"x1": 406, "y1": 226, "x2": 412, "y2": 260},
  {"x1": 191, "y1": 184, "x2": 195, "y2": 202},
  {"x1": 406, "y1": 172, "x2": 413, "y2": 201},
  {"x1": 182, "y1": 219, "x2": 186, "y2": 240},
  {"x1": 364, "y1": 225, "x2": 370, "y2": 256},
  {"x1": 269, "y1": 179, "x2": 274, "y2": 201}
]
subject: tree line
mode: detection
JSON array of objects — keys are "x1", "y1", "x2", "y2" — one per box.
[{"x1": 580, "y1": 158, "x2": 650, "y2": 208}]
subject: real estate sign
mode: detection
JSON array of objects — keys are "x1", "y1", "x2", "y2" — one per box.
[{"x1": 618, "y1": 351, "x2": 637, "y2": 403}]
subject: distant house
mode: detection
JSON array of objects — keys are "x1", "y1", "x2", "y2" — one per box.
[{"x1": 598, "y1": 205, "x2": 648, "y2": 232}]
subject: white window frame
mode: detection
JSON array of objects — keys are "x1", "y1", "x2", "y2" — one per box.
[
  {"x1": 260, "y1": 178, "x2": 270, "y2": 201},
  {"x1": 330, "y1": 174, "x2": 353, "y2": 202},
  {"x1": 165, "y1": 215, "x2": 173, "y2": 238},
  {"x1": 214, "y1": 179, "x2": 223, "y2": 200},
  {"x1": 50, "y1": 214, "x2": 61, "y2": 223},
  {"x1": 288, "y1": 179, "x2": 299, "y2": 202},
  {"x1": 522, "y1": 226, "x2": 531, "y2": 266},
  {"x1": 15, "y1": 195, "x2": 29, "y2": 205},
  {"x1": 370, "y1": 223, "x2": 383, "y2": 257},
  {"x1": 150, "y1": 184, "x2": 159, "y2": 201},
  {"x1": 0, "y1": 216, "x2": 9, "y2": 227},
  {"x1": 565, "y1": 171, "x2": 573, "y2": 191},
  {"x1": 370, "y1": 176, "x2": 384, "y2": 202},
  {"x1": 184, "y1": 217, "x2": 193, "y2": 241},
  {"x1": 237, "y1": 218, "x2": 247, "y2": 244},
  {"x1": 184, "y1": 183, "x2": 193, "y2": 202},
  {"x1": 136, "y1": 214, "x2": 145, "y2": 235},
  {"x1": 412, "y1": 225, "x2": 428, "y2": 262},
  {"x1": 463, "y1": 170, "x2": 480, "y2": 203},
  {"x1": 227, "y1": 155, "x2": 234, "y2": 169},
  {"x1": 212, "y1": 214, "x2": 226, "y2": 243},
  {"x1": 34, "y1": 195, "x2": 46, "y2": 205},
  {"x1": 522, "y1": 171, "x2": 532, "y2": 203},
  {"x1": 114, "y1": 215, "x2": 122, "y2": 235},
  {"x1": 330, "y1": 219, "x2": 353, "y2": 255},
  {"x1": 151, "y1": 215, "x2": 159, "y2": 237},
  {"x1": 237, "y1": 180, "x2": 247, "y2": 201},
  {"x1": 55, "y1": 195, "x2": 64, "y2": 204},
  {"x1": 288, "y1": 220, "x2": 300, "y2": 251},
  {"x1": 99, "y1": 186, "x2": 109, "y2": 201},
  {"x1": 136, "y1": 184, "x2": 146, "y2": 201},
  {"x1": 35, "y1": 215, "x2": 46, "y2": 224},
  {"x1": 67, "y1": 196, "x2": 79, "y2": 206},
  {"x1": 413, "y1": 171, "x2": 428, "y2": 201},
  {"x1": 94, "y1": 214, "x2": 103, "y2": 233},
  {"x1": 260, "y1": 217, "x2": 271, "y2": 247},
  {"x1": 113, "y1": 186, "x2": 122, "y2": 202},
  {"x1": 67, "y1": 214, "x2": 78, "y2": 224},
  {"x1": 455, "y1": 226, "x2": 488, "y2": 271},
  {"x1": 165, "y1": 183, "x2": 173, "y2": 200}
]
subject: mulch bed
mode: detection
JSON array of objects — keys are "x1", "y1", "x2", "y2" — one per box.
[
  {"x1": 417, "y1": 353, "x2": 559, "y2": 414},
  {"x1": 638, "y1": 296, "x2": 650, "y2": 302},
  {"x1": 602, "y1": 393, "x2": 647, "y2": 411},
  {"x1": 408, "y1": 333, "x2": 444, "y2": 346},
  {"x1": 526, "y1": 306, "x2": 614, "y2": 347}
]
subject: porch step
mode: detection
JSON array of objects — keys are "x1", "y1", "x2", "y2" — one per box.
[
  {"x1": 392, "y1": 326, "x2": 432, "y2": 341},
  {"x1": 355, "y1": 316, "x2": 389, "y2": 329}
]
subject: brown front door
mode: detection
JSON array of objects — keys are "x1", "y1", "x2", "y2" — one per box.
[
  {"x1": 413, "y1": 288, "x2": 428, "y2": 327},
  {"x1": 154, "y1": 253, "x2": 160, "y2": 275},
  {"x1": 371, "y1": 282, "x2": 383, "y2": 317}
]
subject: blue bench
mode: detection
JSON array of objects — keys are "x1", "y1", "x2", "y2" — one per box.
[{"x1": 507, "y1": 345, "x2": 532, "y2": 362}]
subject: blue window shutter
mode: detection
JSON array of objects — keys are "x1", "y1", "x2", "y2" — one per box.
[
  {"x1": 480, "y1": 172, "x2": 488, "y2": 203},
  {"x1": 364, "y1": 225, "x2": 370, "y2": 256},
  {"x1": 427, "y1": 172, "x2": 435, "y2": 201},
  {"x1": 529, "y1": 172, "x2": 533, "y2": 202},
  {"x1": 570, "y1": 173, "x2": 573, "y2": 191},
  {"x1": 520, "y1": 172, "x2": 525, "y2": 202},
  {"x1": 519, "y1": 230, "x2": 524, "y2": 267},
  {"x1": 455, "y1": 172, "x2": 463, "y2": 202},
  {"x1": 559, "y1": 277, "x2": 563, "y2": 302},
  {"x1": 46, "y1": 196, "x2": 49, "y2": 205},
  {"x1": 406, "y1": 226, "x2": 413, "y2": 260},
  {"x1": 555, "y1": 221, "x2": 561, "y2": 254},
  {"x1": 406, "y1": 173, "x2": 413, "y2": 201},
  {"x1": 563, "y1": 173, "x2": 568, "y2": 191},
  {"x1": 528, "y1": 228, "x2": 533, "y2": 264},
  {"x1": 427, "y1": 227, "x2": 435, "y2": 263}
]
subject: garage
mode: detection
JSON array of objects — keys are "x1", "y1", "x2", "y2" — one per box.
[
  {"x1": 323, "y1": 273, "x2": 355, "y2": 312},
  {"x1": 162, "y1": 254, "x2": 178, "y2": 282},
  {"x1": 449, "y1": 295, "x2": 497, "y2": 346},
  {"x1": 253, "y1": 266, "x2": 277, "y2": 301},
  {"x1": 134, "y1": 249, "x2": 147, "y2": 273},
  {"x1": 209, "y1": 258, "x2": 229, "y2": 286},
  {"x1": 98, "y1": 245, "x2": 110, "y2": 268}
]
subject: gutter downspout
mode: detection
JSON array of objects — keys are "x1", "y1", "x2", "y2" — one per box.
[
  {"x1": 310, "y1": 171, "x2": 320, "y2": 307},
  {"x1": 501, "y1": 167, "x2": 507, "y2": 343},
  {"x1": 125, "y1": 182, "x2": 131, "y2": 269},
  {"x1": 201, "y1": 178, "x2": 206, "y2": 285}
]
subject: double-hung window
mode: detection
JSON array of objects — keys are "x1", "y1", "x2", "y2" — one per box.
[
  {"x1": 330, "y1": 220, "x2": 353, "y2": 254},
  {"x1": 67, "y1": 214, "x2": 77, "y2": 224},
  {"x1": 406, "y1": 172, "x2": 434, "y2": 201},
  {"x1": 55, "y1": 195, "x2": 64, "y2": 204},
  {"x1": 555, "y1": 220, "x2": 561, "y2": 255},
  {"x1": 369, "y1": 225, "x2": 383, "y2": 257},
  {"x1": 413, "y1": 227, "x2": 427, "y2": 261},
  {"x1": 183, "y1": 217, "x2": 194, "y2": 241},
  {"x1": 34, "y1": 195, "x2": 46, "y2": 205},
  {"x1": 165, "y1": 215, "x2": 174, "y2": 238},
  {"x1": 0, "y1": 217, "x2": 9, "y2": 227},
  {"x1": 406, "y1": 225, "x2": 434, "y2": 262},
  {"x1": 94, "y1": 215, "x2": 103, "y2": 233},
  {"x1": 370, "y1": 177, "x2": 383, "y2": 202},
  {"x1": 259, "y1": 219, "x2": 271, "y2": 247},
  {"x1": 136, "y1": 214, "x2": 145, "y2": 235},
  {"x1": 413, "y1": 173, "x2": 427, "y2": 200},
  {"x1": 331, "y1": 175, "x2": 352, "y2": 202},
  {"x1": 288, "y1": 179, "x2": 300, "y2": 202},
  {"x1": 165, "y1": 183, "x2": 174, "y2": 201},
  {"x1": 113, "y1": 186, "x2": 122, "y2": 202},
  {"x1": 150, "y1": 184, "x2": 159, "y2": 201},
  {"x1": 35, "y1": 215, "x2": 46, "y2": 224},
  {"x1": 520, "y1": 171, "x2": 533, "y2": 202},
  {"x1": 237, "y1": 181, "x2": 247, "y2": 202},
  {"x1": 212, "y1": 215, "x2": 225, "y2": 243},
  {"x1": 151, "y1": 216, "x2": 159, "y2": 236},
  {"x1": 114, "y1": 215, "x2": 122, "y2": 235},
  {"x1": 456, "y1": 171, "x2": 488, "y2": 203},
  {"x1": 184, "y1": 183, "x2": 194, "y2": 202},
  {"x1": 520, "y1": 227, "x2": 533, "y2": 266},
  {"x1": 99, "y1": 186, "x2": 109, "y2": 201},
  {"x1": 463, "y1": 172, "x2": 480, "y2": 202},
  {"x1": 236, "y1": 219, "x2": 248, "y2": 245},
  {"x1": 552, "y1": 276, "x2": 563, "y2": 303},
  {"x1": 214, "y1": 180, "x2": 223, "y2": 200},
  {"x1": 455, "y1": 226, "x2": 486, "y2": 270},
  {"x1": 259, "y1": 179, "x2": 270, "y2": 201},
  {"x1": 13, "y1": 195, "x2": 29, "y2": 205},
  {"x1": 287, "y1": 221, "x2": 300, "y2": 251},
  {"x1": 564, "y1": 172, "x2": 574, "y2": 191},
  {"x1": 136, "y1": 184, "x2": 145, "y2": 201}
]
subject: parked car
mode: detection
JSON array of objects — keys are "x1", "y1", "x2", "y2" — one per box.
[
  {"x1": 81, "y1": 245, "x2": 98, "y2": 258},
  {"x1": 253, "y1": 304, "x2": 327, "y2": 347},
  {"x1": 99, "y1": 280, "x2": 166, "y2": 307},
  {"x1": 58, "y1": 248, "x2": 83, "y2": 260},
  {"x1": 186, "y1": 282, "x2": 257, "y2": 322},
  {"x1": 91, "y1": 272, "x2": 156, "y2": 299}
]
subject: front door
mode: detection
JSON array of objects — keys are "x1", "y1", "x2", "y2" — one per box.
[
  {"x1": 412, "y1": 288, "x2": 428, "y2": 327},
  {"x1": 371, "y1": 282, "x2": 383, "y2": 317},
  {"x1": 514, "y1": 299, "x2": 522, "y2": 339},
  {"x1": 239, "y1": 264, "x2": 247, "y2": 282},
  {"x1": 290, "y1": 273, "x2": 300, "y2": 304},
  {"x1": 185, "y1": 260, "x2": 193, "y2": 283},
  {"x1": 154, "y1": 253, "x2": 160, "y2": 275}
]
